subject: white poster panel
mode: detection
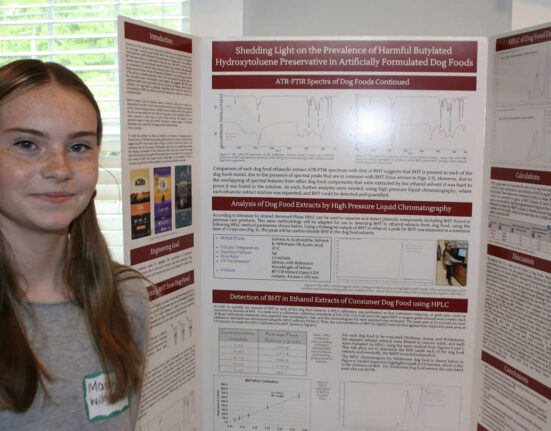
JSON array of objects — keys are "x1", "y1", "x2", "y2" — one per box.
[
  {"x1": 472, "y1": 24, "x2": 551, "y2": 431},
  {"x1": 200, "y1": 37, "x2": 487, "y2": 431},
  {"x1": 118, "y1": 17, "x2": 202, "y2": 431}
]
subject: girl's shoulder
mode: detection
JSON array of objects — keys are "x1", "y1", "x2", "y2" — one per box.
[
  {"x1": 114, "y1": 265, "x2": 151, "y2": 350},
  {"x1": 114, "y1": 265, "x2": 150, "y2": 297}
]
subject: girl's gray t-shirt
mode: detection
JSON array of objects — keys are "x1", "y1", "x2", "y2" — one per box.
[{"x1": 0, "y1": 279, "x2": 148, "y2": 430}]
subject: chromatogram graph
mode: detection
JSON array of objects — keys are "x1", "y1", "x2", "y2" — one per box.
[
  {"x1": 495, "y1": 44, "x2": 551, "y2": 106},
  {"x1": 219, "y1": 94, "x2": 348, "y2": 148},
  {"x1": 140, "y1": 391, "x2": 198, "y2": 431},
  {"x1": 355, "y1": 95, "x2": 470, "y2": 150},
  {"x1": 214, "y1": 375, "x2": 310, "y2": 431},
  {"x1": 335, "y1": 238, "x2": 434, "y2": 282},
  {"x1": 340, "y1": 381, "x2": 461, "y2": 431},
  {"x1": 492, "y1": 108, "x2": 551, "y2": 165}
]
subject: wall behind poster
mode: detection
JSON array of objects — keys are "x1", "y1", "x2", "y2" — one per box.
[
  {"x1": 192, "y1": 1, "x2": 551, "y2": 40},
  {"x1": 191, "y1": 1, "x2": 512, "y2": 38},
  {"x1": 242, "y1": 0, "x2": 511, "y2": 36}
]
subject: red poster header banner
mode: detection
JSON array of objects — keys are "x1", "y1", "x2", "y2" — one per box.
[
  {"x1": 148, "y1": 271, "x2": 194, "y2": 300},
  {"x1": 213, "y1": 290, "x2": 468, "y2": 313},
  {"x1": 212, "y1": 40, "x2": 477, "y2": 73},
  {"x1": 130, "y1": 234, "x2": 194, "y2": 265},
  {"x1": 482, "y1": 350, "x2": 551, "y2": 400},
  {"x1": 491, "y1": 167, "x2": 551, "y2": 186},
  {"x1": 212, "y1": 75, "x2": 476, "y2": 91},
  {"x1": 487, "y1": 243, "x2": 551, "y2": 274},
  {"x1": 496, "y1": 26, "x2": 551, "y2": 52},
  {"x1": 212, "y1": 197, "x2": 472, "y2": 217},
  {"x1": 125, "y1": 21, "x2": 192, "y2": 53}
]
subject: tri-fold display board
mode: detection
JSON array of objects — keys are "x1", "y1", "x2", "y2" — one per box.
[{"x1": 118, "y1": 16, "x2": 551, "y2": 431}]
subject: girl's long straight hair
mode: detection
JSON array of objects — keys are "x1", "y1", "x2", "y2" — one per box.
[{"x1": 0, "y1": 59, "x2": 144, "y2": 411}]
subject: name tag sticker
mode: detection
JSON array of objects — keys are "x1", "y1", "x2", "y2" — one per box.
[{"x1": 83, "y1": 372, "x2": 130, "y2": 422}]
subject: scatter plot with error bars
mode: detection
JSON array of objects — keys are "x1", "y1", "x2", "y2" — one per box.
[{"x1": 214, "y1": 375, "x2": 310, "y2": 431}]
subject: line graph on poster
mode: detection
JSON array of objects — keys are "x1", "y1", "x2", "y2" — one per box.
[
  {"x1": 335, "y1": 238, "x2": 434, "y2": 283},
  {"x1": 214, "y1": 375, "x2": 310, "y2": 431},
  {"x1": 139, "y1": 390, "x2": 198, "y2": 431},
  {"x1": 492, "y1": 108, "x2": 551, "y2": 166},
  {"x1": 216, "y1": 93, "x2": 351, "y2": 149},
  {"x1": 339, "y1": 381, "x2": 461, "y2": 431},
  {"x1": 354, "y1": 95, "x2": 471, "y2": 153},
  {"x1": 495, "y1": 43, "x2": 551, "y2": 106}
]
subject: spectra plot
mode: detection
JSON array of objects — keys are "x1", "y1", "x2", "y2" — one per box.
[
  {"x1": 219, "y1": 94, "x2": 350, "y2": 148},
  {"x1": 355, "y1": 95, "x2": 469, "y2": 150},
  {"x1": 495, "y1": 44, "x2": 551, "y2": 106},
  {"x1": 493, "y1": 108, "x2": 551, "y2": 165},
  {"x1": 139, "y1": 390, "x2": 198, "y2": 431},
  {"x1": 335, "y1": 238, "x2": 434, "y2": 282},
  {"x1": 340, "y1": 381, "x2": 462, "y2": 431},
  {"x1": 214, "y1": 375, "x2": 310, "y2": 431}
]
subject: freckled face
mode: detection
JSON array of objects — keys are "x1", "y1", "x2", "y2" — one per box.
[{"x1": 0, "y1": 83, "x2": 99, "y2": 237}]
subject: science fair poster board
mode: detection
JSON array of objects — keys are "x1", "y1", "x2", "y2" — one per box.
[{"x1": 118, "y1": 16, "x2": 551, "y2": 431}]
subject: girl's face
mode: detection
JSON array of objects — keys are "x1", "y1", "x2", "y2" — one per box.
[{"x1": 0, "y1": 83, "x2": 99, "y2": 237}]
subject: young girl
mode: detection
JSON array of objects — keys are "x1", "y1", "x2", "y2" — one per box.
[{"x1": 0, "y1": 59, "x2": 148, "y2": 429}]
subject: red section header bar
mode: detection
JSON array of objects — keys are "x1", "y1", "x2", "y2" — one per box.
[
  {"x1": 130, "y1": 234, "x2": 194, "y2": 265},
  {"x1": 212, "y1": 197, "x2": 471, "y2": 217},
  {"x1": 482, "y1": 350, "x2": 551, "y2": 400},
  {"x1": 212, "y1": 75, "x2": 476, "y2": 91},
  {"x1": 213, "y1": 40, "x2": 477, "y2": 73},
  {"x1": 124, "y1": 21, "x2": 192, "y2": 53},
  {"x1": 487, "y1": 243, "x2": 551, "y2": 274},
  {"x1": 148, "y1": 271, "x2": 194, "y2": 300},
  {"x1": 491, "y1": 167, "x2": 551, "y2": 186},
  {"x1": 213, "y1": 290, "x2": 468, "y2": 313},
  {"x1": 496, "y1": 26, "x2": 551, "y2": 52}
]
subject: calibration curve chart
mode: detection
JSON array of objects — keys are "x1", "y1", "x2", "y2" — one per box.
[{"x1": 214, "y1": 375, "x2": 310, "y2": 431}]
